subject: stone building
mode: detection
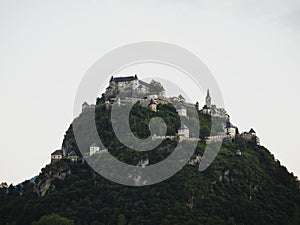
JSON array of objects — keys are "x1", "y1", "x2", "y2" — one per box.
[
  {"x1": 68, "y1": 151, "x2": 79, "y2": 162},
  {"x1": 176, "y1": 104, "x2": 187, "y2": 117},
  {"x1": 178, "y1": 124, "x2": 190, "y2": 138},
  {"x1": 169, "y1": 94, "x2": 186, "y2": 103},
  {"x1": 105, "y1": 75, "x2": 165, "y2": 100},
  {"x1": 51, "y1": 150, "x2": 63, "y2": 163},
  {"x1": 225, "y1": 115, "x2": 237, "y2": 139},
  {"x1": 81, "y1": 102, "x2": 95, "y2": 113},
  {"x1": 240, "y1": 128, "x2": 260, "y2": 145},
  {"x1": 90, "y1": 143, "x2": 100, "y2": 156}
]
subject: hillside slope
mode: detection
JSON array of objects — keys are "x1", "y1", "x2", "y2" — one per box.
[{"x1": 1, "y1": 101, "x2": 299, "y2": 225}]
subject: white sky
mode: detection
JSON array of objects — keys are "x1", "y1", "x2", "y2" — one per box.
[{"x1": 1, "y1": 0, "x2": 300, "y2": 184}]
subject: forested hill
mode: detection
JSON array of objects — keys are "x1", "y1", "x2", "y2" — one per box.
[{"x1": 1, "y1": 100, "x2": 300, "y2": 225}]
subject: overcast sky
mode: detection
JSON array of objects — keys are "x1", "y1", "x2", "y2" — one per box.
[{"x1": 1, "y1": 0, "x2": 300, "y2": 184}]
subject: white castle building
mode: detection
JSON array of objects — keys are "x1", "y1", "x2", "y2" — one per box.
[
  {"x1": 178, "y1": 124, "x2": 190, "y2": 138},
  {"x1": 89, "y1": 143, "x2": 108, "y2": 156},
  {"x1": 90, "y1": 143, "x2": 100, "y2": 156},
  {"x1": 51, "y1": 149, "x2": 63, "y2": 163},
  {"x1": 225, "y1": 115, "x2": 237, "y2": 138},
  {"x1": 176, "y1": 104, "x2": 187, "y2": 117}
]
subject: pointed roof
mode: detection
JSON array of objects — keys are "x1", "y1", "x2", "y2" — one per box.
[
  {"x1": 82, "y1": 101, "x2": 89, "y2": 106},
  {"x1": 206, "y1": 89, "x2": 211, "y2": 98},
  {"x1": 226, "y1": 122, "x2": 235, "y2": 128},
  {"x1": 179, "y1": 124, "x2": 189, "y2": 130},
  {"x1": 90, "y1": 143, "x2": 99, "y2": 147},
  {"x1": 177, "y1": 104, "x2": 186, "y2": 110},
  {"x1": 51, "y1": 150, "x2": 62, "y2": 156},
  {"x1": 178, "y1": 94, "x2": 185, "y2": 100},
  {"x1": 249, "y1": 128, "x2": 256, "y2": 134},
  {"x1": 68, "y1": 151, "x2": 78, "y2": 157}
]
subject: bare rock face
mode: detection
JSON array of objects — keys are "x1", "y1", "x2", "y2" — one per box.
[{"x1": 33, "y1": 165, "x2": 71, "y2": 197}]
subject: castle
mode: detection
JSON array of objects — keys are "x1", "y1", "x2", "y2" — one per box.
[
  {"x1": 105, "y1": 75, "x2": 165, "y2": 100},
  {"x1": 52, "y1": 75, "x2": 260, "y2": 164}
]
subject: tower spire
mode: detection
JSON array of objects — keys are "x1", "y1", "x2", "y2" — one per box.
[
  {"x1": 206, "y1": 89, "x2": 211, "y2": 108},
  {"x1": 207, "y1": 89, "x2": 210, "y2": 98}
]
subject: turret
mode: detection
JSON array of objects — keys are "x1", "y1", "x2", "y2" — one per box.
[{"x1": 82, "y1": 101, "x2": 89, "y2": 113}]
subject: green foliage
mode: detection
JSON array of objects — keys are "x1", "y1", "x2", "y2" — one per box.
[
  {"x1": 31, "y1": 214, "x2": 75, "y2": 225},
  {"x1": 150, "y1": 80, "x2": 165, "y2": 92}
]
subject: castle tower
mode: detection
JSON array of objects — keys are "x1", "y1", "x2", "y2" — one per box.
[
  {"x1": 176, "y1": 104, "x2": 187, "y2": 117},
  {"x1": 178, "y1": 124, "x2": 190, "y2": 138},
  {"x1": 82, "y1": 102, "x2": 89, "y2": 113},
  {"x1": 206, "y1": 89, "x2": 211, "y2": 108},
  {"x1": 90, "y1": 143, "x2": 100, "y2": 156}
]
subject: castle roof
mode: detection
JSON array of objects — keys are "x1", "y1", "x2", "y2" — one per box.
[
  {"x1": 90, "y1": 143, "x2": 98, "y2": 147},
  {"x1": 249, "y1": 128, "x2": 256, "y2": 134},
  {"x1": 82, "y1": 101, "x2": 89, "y2": 106},
  {"x1": 110, "y1": 75, "x2": 138, "y2": 83},
  {"x1": 51, "y1": 150, "x2": 62, "y2": 156},
  {"x1": 106, "y1": 86, "x2": 113, "y2": 90},
  {"x1": 177, "y1": 104, "x2": 186, "y2": 110},
  {"x1": 178, "y1": 94, "x2": 185, "y2": 100},
  {"x1": 68, "y1": 151, "x2": 78, "y2": 157},
  {"x1": 179, "y1": 124, "x2": 189, "y2": 130},
  {"x1": 226, "y1": 122, "x2": 235, "y2": 128}
]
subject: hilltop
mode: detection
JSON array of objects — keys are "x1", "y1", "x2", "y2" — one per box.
[{"x1": 0, "y1": 76, "x2": 300, "y2": 225}]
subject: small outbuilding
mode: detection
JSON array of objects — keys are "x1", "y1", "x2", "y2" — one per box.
[
  {"x1": 90, "y1": 143, "x2": 100, "y2": 156},
  {"x1": 51, "y1": 150, "x2": 63, "y2": 163},
  {"x1": 178, "y1": 124, "x2": 190, "y2": 138},
  {"x1": 68, "y1": 151, "x2": 79, "y2": 162}
]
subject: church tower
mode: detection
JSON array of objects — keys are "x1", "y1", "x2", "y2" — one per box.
[{"x1": 206, "y1": 89, "x2": 211, "y2": 108}]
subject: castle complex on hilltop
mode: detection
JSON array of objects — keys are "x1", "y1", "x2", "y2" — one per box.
[
  {"x1": 51, "y1": 75, "x2": 259, "y2": 164},
  {"x1": 105, "y1": 75, "x2": 165, "y2": 100}
]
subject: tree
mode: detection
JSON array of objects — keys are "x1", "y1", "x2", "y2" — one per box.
[
  {"x1": 150, "y1": 80, "x2": 164, "y2": 92},
  {"x1": 117, "y1": 214, "x2": 127, "y2": 225},
  {"x1": 31, "y1": 214, "x2": 75, "y2": 225}
]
